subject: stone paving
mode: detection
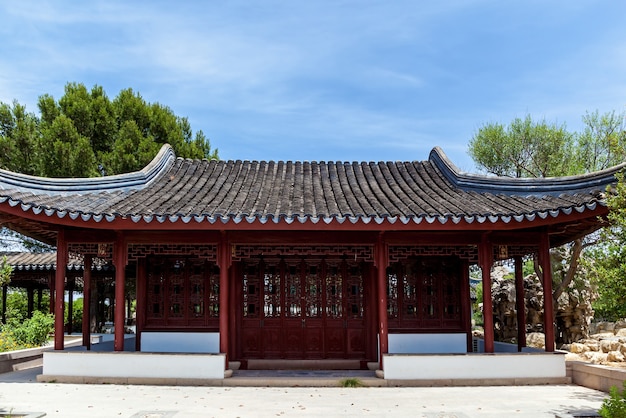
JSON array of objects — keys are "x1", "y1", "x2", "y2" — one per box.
[{"x1": 0, "y1": 366, "x2": 609, "y2": 418}]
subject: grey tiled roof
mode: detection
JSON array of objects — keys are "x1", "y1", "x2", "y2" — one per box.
[{"x1": 0, "y1": 145, "x2": 621, "y2": 227}]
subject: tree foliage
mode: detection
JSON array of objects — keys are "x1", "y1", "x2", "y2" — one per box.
[
  {"x1": 469, "y1": 115, "x2": 575, "y2": 177},
  {"x1": 0, "y1": 82, "x2": 218, "y2": 177},
  {"x1": 587, "y1": 171, "x2": 626, "y2": 320},
  {"x1": 0, "y1": 256, "x2": 11, "y2": 287},
  {"x1": 470, "y1": 112, "x2": 626, "y2": 177},
  {"x1": 468, "y1": 111, "x2": 626, "y2": 323}
]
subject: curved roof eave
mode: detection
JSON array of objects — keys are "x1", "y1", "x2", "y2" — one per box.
[
  {"x1": 0, "y1": 144, "x2": 176, "y2": 195},
  {"x1": 429, "y1": 146, "x2": 624, "y2": 197},
  {"x1": 0, "y1": 198, "x2": 604, "y2": 228}
]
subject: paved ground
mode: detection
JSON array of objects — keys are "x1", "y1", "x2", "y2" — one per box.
[{"x1": 0, "y1": 366, "x2": 608, "y2": 418}]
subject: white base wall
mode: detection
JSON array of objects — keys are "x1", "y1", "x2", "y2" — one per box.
[
  {"x1": 43, "y1": 352, "x2": 226, "y2": 379},
  {"x1": 388, "y1": 333, "x2": 467, "y2": 354},
  {"x1": 383, "y1": 353, "x2": 566, "y2": 380},
  {"x1": 140, "y1": 332, "x2": 219, "y2": 353}
]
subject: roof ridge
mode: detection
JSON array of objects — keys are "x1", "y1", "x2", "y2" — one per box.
[
  {"x1": 0, "y1": 144, "x2": 176, "y2": 195},
  {"x1": 429, "y1": 146, "x2": 623, "y2": 197}
]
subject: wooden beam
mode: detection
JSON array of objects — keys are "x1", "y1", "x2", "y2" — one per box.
[
  {"x1": 480, "y1": 234, "x2": 494, "y2": 353},
  {"x1": 375, "y1": 233, "x2": 389, "y2": 369},
  {"x1": 217, "y1": 231, "x2": 231, "y2": 370},
  {"x1": 515, "y1": 256, "x2": 527, "y2": 352},
  {"x1": 82, "y1": 255, "x2": 92, "y2": 350},
  {"x1": 135, "y1": 258, "x2": 146, "y2": 352},
  {"x1": 540, "y1": 233, "x2": 555, "y2": 352},
  {"x1": 113, "y1": 232, "x2": 127, "y2": 352},
  {"x1": 54, "y1": 229, "x2": 67, "y2": 350}
]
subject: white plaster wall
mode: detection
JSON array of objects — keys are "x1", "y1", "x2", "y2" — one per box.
[
  {"x1": 383, "y1": 353, "x2": 566, "y2": 380},
  {"x1": 140, "y1": 332, "x2": 219, "y2": 353},
  {"x1": 43, "y1": 352, "x2": 225, "y2": 379},
  {"x1": 388, "y1": 333, "x2": 467, "y2": 354}
]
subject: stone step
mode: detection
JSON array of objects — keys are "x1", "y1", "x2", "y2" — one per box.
[{"x1": 246, "y1": 359, "x2": 361, "y2": 370}]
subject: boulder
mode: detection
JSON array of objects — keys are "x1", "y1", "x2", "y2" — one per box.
[
  {"x1": 599, "y1": 340, "x2": 612, "y2": 353},
  {"x1": 526, "y1": 332, "x2": 545, "y2": 349},
  {"x1": 583, "y1": 352, "x2": 608, "y2": 364},
  {"x1": 616, "y1": 328, "x2": 626, "y2": 337},
  {"x1": 590, "y1": 332, "x2": 616, "y2": 340},
  {"x1": 614, "y1": 320, "x2": 626, "y2": 331},
  {"x1": 607, "y1": 351, "x2": 625, "y2": 362},
  {"x1": 569, "y1": 342, "x2": 588, "y2": 354}
]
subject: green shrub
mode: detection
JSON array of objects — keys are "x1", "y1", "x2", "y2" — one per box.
[
  {"x1": 0, "y1": 311, "x2": 54, "y2": 350},
  {"x1": 599, "y1": 381, "x2": 626, "y2": 418},
  {"x1": 339, "y1": 378, "x2": 364, "y2": 387}
]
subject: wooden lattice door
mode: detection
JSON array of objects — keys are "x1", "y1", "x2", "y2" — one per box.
[{"x1": 239, "y1": 258, "x2": 366, "y2": 360}]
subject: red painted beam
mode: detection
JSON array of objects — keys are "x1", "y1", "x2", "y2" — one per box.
[{"x1": 54, "y1": 229, "x2": 67, "y2": 350}]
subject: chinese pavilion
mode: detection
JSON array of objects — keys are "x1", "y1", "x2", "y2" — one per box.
[{"x1": 0, "y1": 144, "x2": 621, "y2": 377}]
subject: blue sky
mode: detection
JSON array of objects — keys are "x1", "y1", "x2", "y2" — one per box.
[{"x1": 1, "y1": 1, "x2": 625, "y2": 172}]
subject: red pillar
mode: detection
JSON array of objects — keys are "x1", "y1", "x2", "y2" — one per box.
[
  {"x1": 479, "y1": 235, "x2": 494, "y2": 353},
  {"x1": 539, "y1": 233, "x2": 555, "y2": 352},
  {"x1": 82, "y1": 255, "x2": 92, "y2": 349},
  {"x1": 375, "y1": 234, "x2": 389, "y2": 369},
  {"x1": 113, "y1": 233, "x2": 127, "y2": 352},
  {"x1": 135, "y1": 258, "x2": 146, "y2": 352},
  {"x1": 514, "y1": 256, "x2": 526, "y2": 352},
  {"x1": 218, "y1": 232, "x2": 231, "y2": 370},
  {"x1": 54, "y1": 229, "x2": 68, "y2": 350}
]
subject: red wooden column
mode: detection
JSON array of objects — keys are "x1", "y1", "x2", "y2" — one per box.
[
  {"x1": 375, "y1": 233, "x2": 389, "y2": 369},
  {"x1": 539, "y1": 233, "x2": 555, "y2": 352},
  {"x1": 113, "y1": 232, "x2": 127, "y2": 352},
  {"x1": 514, "y1": 256, "x2": 526, "y2": 352},
  {"x1": 218, "y1": 232, "x2": 231, "y2": 369},
  {"x1": 54, "y1": 229, "x2": 68, "y2": 350},
  {"x1": 135, "y1": 258, "x2": 146, "y2": 352},
  {"x1": 82, "y1": 254, "x2": 92, "y2": 349},
  {"x1": 479, "y1": 235, "x2": 494, "y2": 353}
]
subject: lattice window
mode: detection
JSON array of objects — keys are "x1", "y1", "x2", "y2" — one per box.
[
  {"x1": 263, "y1": 263, "x2": 281, "y2": 318},
  {"x1": 387, "y1": 256, "x2": 463, "y2": 330},
  {"x1": 325, "y1": 261, "x2": 343, "y2": 319},
  {"x1": 305, "y1": 262, "x2": 322, "y2": 318},
  {"x1": 243, "y1": 262, "x2": 260, "y2": 318},
  {"x1": 345, "y1": 262, "x2": 363, "y2": 319},
  {"x1": 145, "y1": 257, "x2": 219, "y2": 328},
  {"x1": 284, "y1": 261, "x2": 302, "y2": 318},
  {"x1": 128, "y1": 244, "x2": 217, "y2": 262},
  {"x1": 387, "y1": 273, "x2": 399, "y2": 319},
  {"x1": 232, "y1": 244, "x2": 374, "y2": 262},
  {"x1": 389, "y1": 245, "x2": 478, "y2": 264}
]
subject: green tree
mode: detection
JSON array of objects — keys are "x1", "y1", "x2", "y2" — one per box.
[
  {"x1": 0, "y1": 82, "x2": 218, "y2": 178},
  {"x1": 588, "y1": 171, "x2": 626, "y2": 320},
  {"x1": 468, "y1": 111, "x2": 626, "y2": 331},
  {"x1": 468, "y1": 115, "x2": 576, "y2": 178},
  {"x1": 0, "y1": 256, "x2": 11, "y2": 287},
  {"x1": 1, "y1": 82, "x2": 219, "y2": 249}
]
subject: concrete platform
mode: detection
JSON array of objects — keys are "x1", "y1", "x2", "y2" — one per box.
[
  {"x1": 36, "y1": 368, "x2": 571, "y2": 387},
  {"x1": 0, "y1": 367, "x2": 608, "y2": 418}
]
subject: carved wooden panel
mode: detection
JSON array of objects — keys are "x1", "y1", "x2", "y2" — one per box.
[
  {"x1": 145, "y1": 257, "x2": 219, "y2": 329},
  {"x1": 389, "y1": 245, "x2": 478, "y2": 264},
  {"x1": 232, "y1": 245, "x2": 374, "y2": 262},
  {"x1": 128, "y1": 244, "x2": 217, "y2": 262},
  {"x1": 387, "y1": 256, "x2": 463, "y2": 331},
  {"x1": 238, "y1": 257, "x2": 367, "y2": 360}
]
